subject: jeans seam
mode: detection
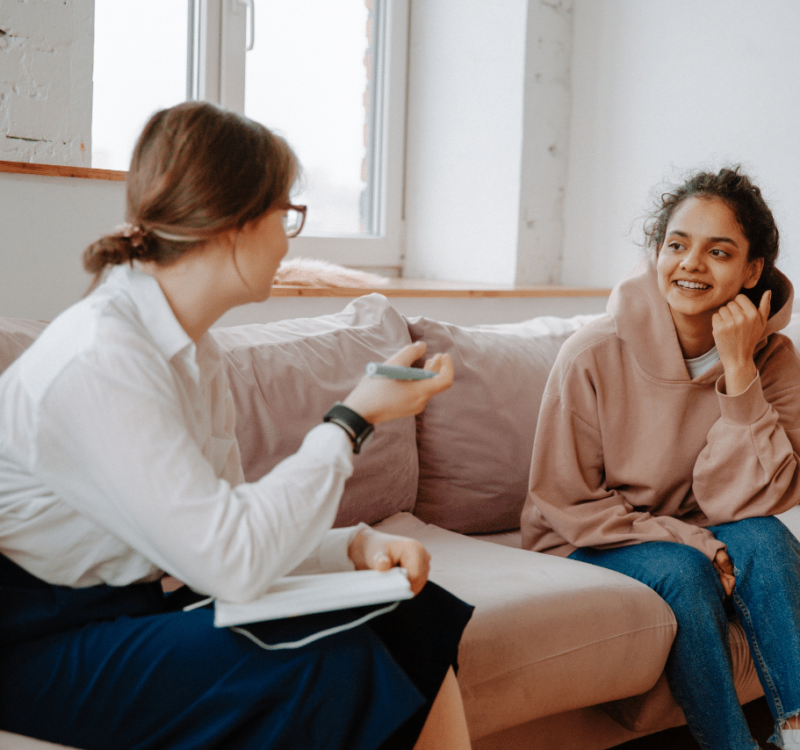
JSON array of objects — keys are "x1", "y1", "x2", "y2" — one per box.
[{"x1": 733, "y1": 582, "x2": 785, "y2": 721}]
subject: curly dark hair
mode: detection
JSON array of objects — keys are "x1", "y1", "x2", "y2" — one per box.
[{"x1": 643, "y1": 166, "x2": 780, "y2": 305}]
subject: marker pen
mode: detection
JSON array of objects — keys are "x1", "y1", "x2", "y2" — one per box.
[{"x1": 365, "y1": 362, "x2": 437, "y2": 380}]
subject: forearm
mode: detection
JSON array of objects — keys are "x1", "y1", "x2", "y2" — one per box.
[
  {"x1": 721, "y1": 360, "x2": 758, "y2": 397},
  {"x1": 694, "y1": 374, "x2": 800, "y2": 521}
]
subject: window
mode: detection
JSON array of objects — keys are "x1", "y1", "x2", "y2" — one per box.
[
  {"x1": 92, "y1": 0, "x2": 188, "y2": 170},
  {"x1": 93, "y1": 0, "x2": 408, "y2": 272}
]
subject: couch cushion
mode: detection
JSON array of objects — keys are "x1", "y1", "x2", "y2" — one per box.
[
  {"x1": 214, "y1": 294, "x2": 418, "y2": 527},
  {"x1": 375, "y1": 512, "x2": 677, "y2": 741},
  {"x1": 475, "y1": 529, "x2": 764, "y2": 735},
  {"x1": 406, "y1": 314, "x2": 601, "y2": 533},
  {"x1": 0, "y1": 731, "x2": 79, "y2": 749},
  {"x1": 0, "y1": 318, "x2": 47, "y2": 376}
]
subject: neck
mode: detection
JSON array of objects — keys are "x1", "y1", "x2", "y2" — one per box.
[
  {"x1": 139, "y1": 238, "x2": 245, "y2": 342},
  {"x1": 669, "y1": 308, "x2": 716, "y2": 359}
]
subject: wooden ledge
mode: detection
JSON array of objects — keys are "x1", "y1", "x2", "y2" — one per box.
[
  {"x1": 272, "y1": 279, "x2": 611, "y2": 299},
  {"x1": 0, "y1": 160, "x2": 126, "y2": 181}
]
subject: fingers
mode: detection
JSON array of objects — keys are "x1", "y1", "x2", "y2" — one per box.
[
  {"x1": 423, "y1": 352, "x2": 455, "y2": 392},
  {"x1": 759, "y1": 289, "x2": 772, "y2": 324},
  {"x1": 359, "y1": 529, "x2": 431, "y2": 595},
  {"x1": 342, "y1": 344, "x2": 453, "y2": 425},
  {"x1": 390, "y1": 539, "x2": 431, "y2": 595},
  {"x1": 386, "y1": 341, "x2": 427, "y2": 367},
  {"x1": 713, "y1": 550, "x2": 736, "y2": 597}
]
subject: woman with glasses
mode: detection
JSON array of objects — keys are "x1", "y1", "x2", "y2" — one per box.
[{"x1": 0, "y1": 101, "x2": 472, "y2": 750}]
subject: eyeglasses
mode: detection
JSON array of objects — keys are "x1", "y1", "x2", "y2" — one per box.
[{"x1": 282, "y1": 204, "x2": 307, "y2": 238}]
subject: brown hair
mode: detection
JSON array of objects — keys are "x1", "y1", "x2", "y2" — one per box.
[
  {"x1": 643, "y1": 166, "x2": 780, "y2": 306},
  {"x1": 83, "y1": 101, "x2": 298, "y2": 291}
]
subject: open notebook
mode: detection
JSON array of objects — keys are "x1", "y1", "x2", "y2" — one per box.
[{"x1": 213, "y1": 568, "x2": 413, "y2": 628}]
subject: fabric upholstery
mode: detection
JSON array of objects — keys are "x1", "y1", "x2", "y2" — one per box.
[
  {"x1": 375, "y1": 512, "x2": 677, "y2": 741},
  {"x1": 214, "y1": 294, "x2": 418, "y2": 528},
  {"x1": 406, "y1": 314, "x2": 600, "y2": 533}
]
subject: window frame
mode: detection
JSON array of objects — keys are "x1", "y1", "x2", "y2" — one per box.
[{"x1": 191, "y1": 0, "x2": 408, "y2": 271}]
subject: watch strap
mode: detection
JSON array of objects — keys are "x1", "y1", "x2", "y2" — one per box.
[{"x1": 323, "y1": 403, "x2": 374, "y2": 454}]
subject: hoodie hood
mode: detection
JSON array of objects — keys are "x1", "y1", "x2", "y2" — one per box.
[{"x1": 608, "y1": 256, "x2": 794, "y2": 381}]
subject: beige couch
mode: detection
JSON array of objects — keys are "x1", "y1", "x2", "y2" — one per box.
[{"x1": 2, "y1": 293, "x2": 799, "y2": 750}]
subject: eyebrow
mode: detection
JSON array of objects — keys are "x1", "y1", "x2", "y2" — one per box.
[{"x1": 667, "y1": 230, "x2": 740, "y2": 248}]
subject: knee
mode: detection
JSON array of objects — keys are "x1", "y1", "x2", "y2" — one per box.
[
  {"x1": 647, "y1": 544, "x2": 721, "y2": 605},
  {"x1": 718, "y1": 516, "x2": 800, "y2": 572}
]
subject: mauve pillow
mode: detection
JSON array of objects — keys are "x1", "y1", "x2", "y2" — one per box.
[
  {"x1": 214, "y1": 294, "x2": 418, "y2": 528},
  {"x1": 406, "y1": 314, "x2": 602, "y2": 533},
  {"x1": 0, "y1": 318, "x2": 48, "y2": 376}
]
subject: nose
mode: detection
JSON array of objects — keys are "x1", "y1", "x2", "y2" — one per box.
[{"x1": 680, "y1": 246, "x2": 705, "y2": 272}]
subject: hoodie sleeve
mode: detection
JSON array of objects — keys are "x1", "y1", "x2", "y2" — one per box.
[
  {"x1": 692, "y1": 336, "x2": 800, "y2": 522},
  {"x1": 522, "y1": 373, "x2": 725, "y2": 562}
]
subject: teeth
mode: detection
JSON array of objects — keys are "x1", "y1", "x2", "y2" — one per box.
[{"x1": 676, "y1": 280, "x2": 710, "y2": 290}]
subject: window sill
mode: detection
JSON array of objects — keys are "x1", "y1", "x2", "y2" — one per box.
[
  {"x1": 0, "y1": 160, "x2": 126, "y2": 181},
  {"x1": 272, "y1": 279, "x2": 611, "y2": 298}
]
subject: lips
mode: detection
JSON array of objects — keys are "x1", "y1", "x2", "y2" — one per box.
[{"x1": 675, "y1": 279, "x2": 710, "y2": 290}]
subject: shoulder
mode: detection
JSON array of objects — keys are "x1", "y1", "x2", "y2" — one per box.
[
  {"x1": 550, "y1": 314, "x2": 620, "y2": 376},
  {"x1": 14, "y1": 286, "x2": 160, "y2": 405},
  {"x1": 540, "y1": 314, "x2": 622, "y2": 416}
]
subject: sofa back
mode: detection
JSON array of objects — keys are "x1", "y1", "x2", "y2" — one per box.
[{"x1": 5, "y1": 298, "x2": 795, "y2": 535}]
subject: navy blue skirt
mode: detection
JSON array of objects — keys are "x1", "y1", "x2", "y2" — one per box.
[{"x1": 0, "y1": 554, "x2": 473, "y2": 750}]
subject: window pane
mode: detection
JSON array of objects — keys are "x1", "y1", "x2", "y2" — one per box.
[
  {"x1": 92, "y1": 0, "x2": 188, "y2": 170},
  {"x1": 244, "y1": 1, "x2": 372, "y2": 236}
]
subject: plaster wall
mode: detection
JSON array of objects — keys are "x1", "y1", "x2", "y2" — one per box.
[
  {"x1": 0, "y1": 0, "x2": 94, "y2": 165},
  {"x1": 563, "y1": 0, "x2": 800, "y2": 293},
  {"x1": 0, "y1": 171, "x2": 125, "y2": 320},
  {"x1": 516, "y1": 0, "x2": 572, "y2": 285},
  {"x1": 403, "y1": 0, "x2": 573, "y2": 287}
]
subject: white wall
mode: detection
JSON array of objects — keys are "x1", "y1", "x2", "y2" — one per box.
[
  {"x1": 563, "y1": 0, "x2": 800, "y2": 293},
  {"x1": 403, "y1": 0, "x2": 574, "y2": 286},
  {"x1": 0, "y1": 172, "x2": 125, "y2": 319},
  {"x1": 0, "y1": 0, "x2": 94, "y2": 165}
]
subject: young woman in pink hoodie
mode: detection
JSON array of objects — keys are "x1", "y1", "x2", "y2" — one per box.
[{"x1": 521, "y1": 167, "x2": 800, "y2": 750}]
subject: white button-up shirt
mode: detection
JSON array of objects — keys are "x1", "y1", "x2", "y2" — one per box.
[{"x1": 0, "y1": 266, "x2": 357, "y2": 602}]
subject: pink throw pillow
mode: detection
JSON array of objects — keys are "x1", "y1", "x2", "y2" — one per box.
[
  {"x1": 407, "y1": 314, "x2": 600, "y2": 533},
  {"x1": 214, "y1": 294, "x2": 418, "y2": 528}
]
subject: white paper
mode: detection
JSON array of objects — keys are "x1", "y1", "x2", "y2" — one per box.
[{"x1": 214, "y1": 567, "x2": 413, "y2": 627}]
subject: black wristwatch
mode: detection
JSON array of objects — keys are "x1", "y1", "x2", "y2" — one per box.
[{"x1": 323, "y1": 402, "x2": 375, "y2": 454}]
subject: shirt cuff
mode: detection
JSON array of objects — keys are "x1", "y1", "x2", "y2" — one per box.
[
  {"x1": 316, "y1": 522, "x2": 370, "y2": 572},
  {"x1": 715, "y1": 373, "x2": 770, "y2": 426}
]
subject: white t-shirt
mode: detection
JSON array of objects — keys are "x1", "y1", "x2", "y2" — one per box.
[
  {"x1": 0, "y1": 265, "x2": 358, "y2": 602},
  {"x1": 684, "y1": 346, "x2": 721, "y2": 379}
]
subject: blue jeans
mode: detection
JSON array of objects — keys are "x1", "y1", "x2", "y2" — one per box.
[{"x1": 569, "y1": 516, "x2": 800, "y2": 750}]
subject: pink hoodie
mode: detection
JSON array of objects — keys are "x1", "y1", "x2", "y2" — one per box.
[{"x1": 521, "y1": 258, "x2": 800, "y2": 561}]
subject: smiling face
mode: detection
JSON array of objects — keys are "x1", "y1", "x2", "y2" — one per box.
[{"x1": 656, "y1": 196, "x2": 764, "y2": 340}]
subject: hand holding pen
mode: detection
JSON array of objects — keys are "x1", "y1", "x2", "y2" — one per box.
[{"x1": 342, "y1": 342, "x2": 453, "y2": 424}]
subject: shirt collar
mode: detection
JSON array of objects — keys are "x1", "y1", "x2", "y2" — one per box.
[{"x1": 107, "y1": 265, "x2": 194, "y2": 363}]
